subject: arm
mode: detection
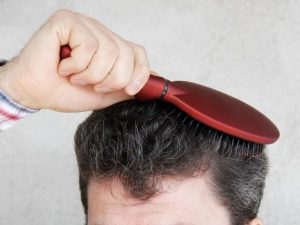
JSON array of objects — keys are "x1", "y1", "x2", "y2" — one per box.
[
  {"x1": 0, "y1": 60, "x2": 38, "y2": 131},
  {"x1": 0, "y1": 9, "x2": 150, "y2": 131}
]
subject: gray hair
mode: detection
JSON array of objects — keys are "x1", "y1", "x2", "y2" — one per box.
[{"x1": 74, "y1": 100, "x2": 268, "y2": 225}]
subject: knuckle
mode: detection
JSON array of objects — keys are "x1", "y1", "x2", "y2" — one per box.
[
  {"x1": 48, "y1": 10, "x2": 75, "y2": 34},
  {"x1": 89, "y1": 17, "x2": 102, "y2": 26},
  {"x1": 75, "y1": 11, "x2": 86, "y2": 18},
  {"x1": 139, "y1": 66, "x2": 150, "y2": 78},
  {"x1": 134, "y1": 44, "x2": 146, "y2": 53},
  {"x1": 52, "y1": 9, "x2": 74, "y2": 19},
  {"x1": 48, "y1": 10, "x2": 77, "y2": 30}
]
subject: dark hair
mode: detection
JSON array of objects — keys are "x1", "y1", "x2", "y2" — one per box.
[{"x1": 74, "y1": 100, "x2": 268, "y2": 225}]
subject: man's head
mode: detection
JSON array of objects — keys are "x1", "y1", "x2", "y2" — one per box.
[{"x1": 74, "y1": 100, "x2": 268, "y2": 225}]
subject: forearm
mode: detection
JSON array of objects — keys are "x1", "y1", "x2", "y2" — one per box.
[
  {"x1": 0, "y1": 58, "x2": 34, "y2": 108},
  {"x1": 0, "y1": 59, "x2": 38, "y2": 131}
]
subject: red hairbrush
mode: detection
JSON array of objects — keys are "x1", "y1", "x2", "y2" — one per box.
[
  {"x1": 135, "y1": 76, "x2": 279, "y2": 144},
  {"x1": 60, "y1": 46, "x2": 279, "y2": 144}
]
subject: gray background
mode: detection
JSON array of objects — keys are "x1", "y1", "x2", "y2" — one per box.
[{"x1": 0, "y1": 0, "x2": 299, "y2": 224}]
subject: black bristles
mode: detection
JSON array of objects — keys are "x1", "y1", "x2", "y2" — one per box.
[{"x1": 164, "y1": 103, "x2": 264, "y2": 159}]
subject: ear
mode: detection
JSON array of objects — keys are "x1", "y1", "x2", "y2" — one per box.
[{"x1": 248, "y1": 218, "x2": 263, "y2": 225}]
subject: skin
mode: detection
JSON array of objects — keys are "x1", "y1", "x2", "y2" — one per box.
[
  {"x1": 87, "y1": 174, "x2": 263, "y2": 225},
  {"x1": 0, "y1": 9, "x2": 263, "y2": 225},
  {"x1": 0, "y1": 9, "x2": 150, "y2": 111}
]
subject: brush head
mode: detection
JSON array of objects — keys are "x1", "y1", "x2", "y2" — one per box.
[{"x1": 135, "y1": 75, "x2": 280, "y2": 145}]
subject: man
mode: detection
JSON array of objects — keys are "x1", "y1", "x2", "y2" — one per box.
[{"x1": 0, "y1": 10, "x2": 266, "y2": 225}]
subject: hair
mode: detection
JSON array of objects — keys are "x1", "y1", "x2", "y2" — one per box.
[{"x1": 74, "y1": 99, "x2": 268, "y2": 225}]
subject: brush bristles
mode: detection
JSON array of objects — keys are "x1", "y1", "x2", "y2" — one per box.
[{"x1": 168, "y1": 106, "x2": 264, "y2": 159}]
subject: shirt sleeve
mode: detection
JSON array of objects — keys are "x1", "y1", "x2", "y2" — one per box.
[{"x1": 0, "y1": 59, "x2": 39, "y2": 131}]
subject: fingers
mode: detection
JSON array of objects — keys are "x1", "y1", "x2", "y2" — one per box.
[
  {"x1": 124, "y1": 44, "x2": 150, "y2": 95},
  {"x1": 93, "y1": 42, "x2": 135, "y2": 93},
  {"x1": 69, "y1": 16, "x2": 119, "y2": 85},
  {"x1": 51, "y1": 10, "x2": 98, "y2": 76},
  {"x1": 93, "y1": 43, "x2": 150, "y2": 95},
  {"x1": 72, "y1": 16, "x2": 137, "y2": 94},
  {"x1": 54, "y1": 10, "x2": 150, "y2": 96},
  {"x1": 83, "y1": 19, "x2": 150, "y2": 95}
]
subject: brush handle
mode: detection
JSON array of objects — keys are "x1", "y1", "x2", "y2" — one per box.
[{"x1": 59, "y1": 45, "x2": 167, "y2": 101}]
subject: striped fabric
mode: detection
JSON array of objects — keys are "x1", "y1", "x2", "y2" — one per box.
[{"x1": 0, "y1": 59, "x2": 38, "y2": 131}]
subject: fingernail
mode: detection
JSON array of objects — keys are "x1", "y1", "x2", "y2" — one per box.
[
  {"x1": 71, "y1": 79, "x2": 87, "y2": 85},
  {"x1": 95, "y1": 85, "x2": 112, "y2": 93},
  {"x1": 127, "y1": 79, "x2": 141, "y2": 95}
]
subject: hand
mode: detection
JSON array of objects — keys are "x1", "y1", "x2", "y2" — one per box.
[{"x1": 0, "y1": 9, "x2": 150, "y2": 112}]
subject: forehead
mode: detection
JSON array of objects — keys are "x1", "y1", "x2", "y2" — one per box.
[{"x1": 87, "y1": 175, "x2": 230, "y2": 225}]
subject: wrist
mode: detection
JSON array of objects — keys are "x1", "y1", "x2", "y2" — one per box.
[{"x1": 0, "y1": 59, "x2": 40, "y2": 110}]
